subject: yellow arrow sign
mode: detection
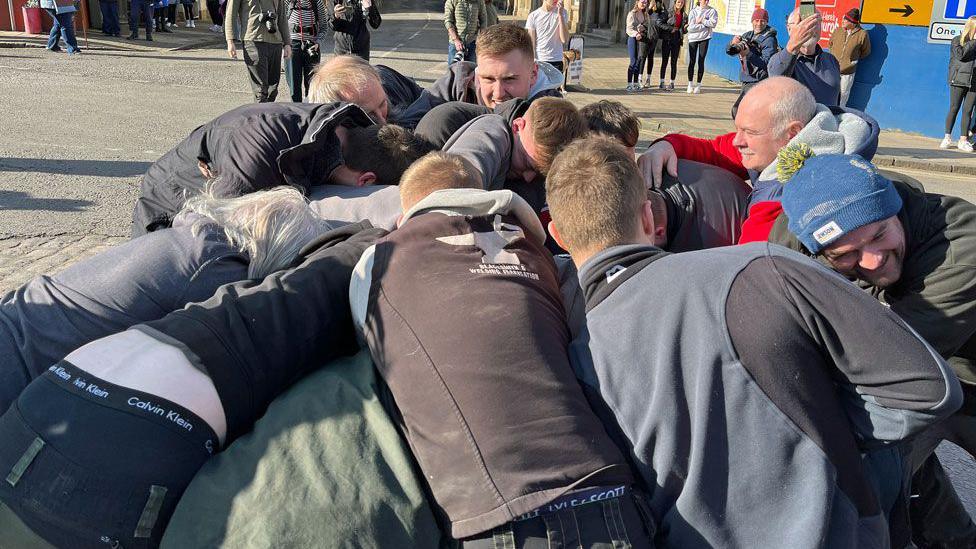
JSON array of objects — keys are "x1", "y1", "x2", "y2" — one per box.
[{"x1": 861, "y1": 0, "x2": 933, "y2": 25}]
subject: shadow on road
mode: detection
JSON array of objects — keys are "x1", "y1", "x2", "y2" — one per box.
[
  {"x1": 0, "y1": 158, "x2": 151, "y2": 177},
  {"x1": 0, "y1": 190, "x2": 94, "y2": 212}
]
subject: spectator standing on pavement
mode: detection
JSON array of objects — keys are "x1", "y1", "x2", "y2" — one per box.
[
  {"x1": 207, "y1": 0, "x2": 223, "y2": 31},
  {"x1": 941, "y1": 16, "x2": 976, "y2": 152},
  {"x1": 127, "y1": 0, "x2": 154, "y2": 39},
  {"x1": 657, "y1": 0, "x2": 685, "y2": 90},
  {"x1": 40, "y1": 0, "x2": 82, "y2": 54},
  {"x1": 225, "y1": 0, "x2": 291, "y2": 102},
  {"x1": 639, "y1": 0, "x2": 665, "y2": 89},
  {"x1": 525, "y1": 0, "x2": 569, "y2": 73},
  {"x1": 166, "y1": 0, "x2": 179, "y2": 29},
  {"x1": 625, "y1": 0, "x2": 649, "y2": 91},
  {"x1": 99, "y1": 0, "x2": 121, "y2": 36},
  {"x1": 445, "y1": 0, "x2": 486, "y2": 64},
  {"x1": 727, "y1": 7, "x2": 778, "y2": 117},
  {"x1": 329, "y1": 0, "x2": 381, "y2": 61},
  {"x1": 182, "y1": 0, "x2": 197, "y2": 26},
  {"x1": 769, "y1": 8, "x2": 841, "y2": 105},
  {"x1": 286, "y1": 0, "x2": 328, "y2": 101},
  {"x1": 153, "y1": 0, "x2": 174, "y2": 32},
  {"x1": 828, "y1": 8, "x2": 870, "y2": 107},
  {"x1": 686, "y1": 0, "x2": 717, "y2": 93}
]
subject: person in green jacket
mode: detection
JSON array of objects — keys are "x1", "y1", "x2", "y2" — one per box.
[
  {"x1": 768, "y1": 149, "x2": 976, "y2": 549},
  {"x1": 225, "y1": 0, "x2": 291, "y2": 102}
]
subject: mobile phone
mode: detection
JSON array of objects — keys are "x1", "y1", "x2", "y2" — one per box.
[{"x1": 799, "y1": 0, "x2": 816, "y2": 19}]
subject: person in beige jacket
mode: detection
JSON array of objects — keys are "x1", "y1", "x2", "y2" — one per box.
[
  {"x1": 827, "y1": 8, "x2": 871, "y2": 106},
  {"x1": 225, "y1": 0, "x2": 291, "y2": 102}
]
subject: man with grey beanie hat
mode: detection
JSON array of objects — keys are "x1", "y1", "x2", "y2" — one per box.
[{"x1": 769, "y1": 150, "x2": 976, "y2": 548}]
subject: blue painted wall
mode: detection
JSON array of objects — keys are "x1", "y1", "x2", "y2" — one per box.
[{"x1": 703, "y1": 0, "x2": 953, "y2": 138}]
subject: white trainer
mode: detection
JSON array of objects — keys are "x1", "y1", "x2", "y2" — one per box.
[
  {"x1": 940, "y1": 135, "x2": 953, "y2": 149},
  {"x1": 692, "y1": 83, "x2": 702, "y2": 94},
  {"x1": 686, "y1": 82, "x2": 694, "y2": 93},
  {"x1": 959, "y1": 138, "x2": 974, "y2": 153}
]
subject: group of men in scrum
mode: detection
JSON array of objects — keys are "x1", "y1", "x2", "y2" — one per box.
[{"x1": 1, "y1": 22, "x2": 975, "y2": 549}]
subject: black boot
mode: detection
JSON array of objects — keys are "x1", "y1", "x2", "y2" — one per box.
[
  {"x1": 126, "y1": 31, "x2": 138, "y2": 39},
  {"x1": 145, "y1": 30, "x2": 153, "y2": 40}
]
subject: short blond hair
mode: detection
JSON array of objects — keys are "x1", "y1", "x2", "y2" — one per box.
[
  {"x1": 399, "y1": 152, "x2": 483, "y2": 212},
  {"x1": 308, "y1": 55, "x2": 381, "y2": 104},
  {"x1": 476, "y1": 24, "x2": 534, "y2": 61},
  {"x1": 546, "y1": 137, "x2": 646, "y2": 256},
  {"x1": 526, "y1": 97, "x2": 589, "y2": 176}
]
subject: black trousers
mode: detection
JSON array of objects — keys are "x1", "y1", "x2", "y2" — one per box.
[
  {"x1": 638, "y1": 38, "x2": 656, "y2": 78},
  {"x1": 206, "y1": 0, "x2": 221, "y2": 24},
  {"x1": 944, "y1": 83, "x2": 976, "y2": 136},
  {"x1": 659, "y1": 38, "x2": 679, "y2": 81},
  {"x1": 243, "y1": 40, "x2": 283, "y2": 103},
  {"x1": 285, "y1": 39, "x2": 320, "y2": 102},
  {"x1": 687, "y1": 38, "x2": 709, "y2": 83}
]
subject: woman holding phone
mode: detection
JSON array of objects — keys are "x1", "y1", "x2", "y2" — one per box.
[
  {"x1": 686, "y1": 0, "x2": 717, "y2": 93},
  {"x1": 328, "y1": 0, "x2": 381, "y2": 61},
  {"x1": 942, "y1": 16, "x2": 976, "y2": 152}
]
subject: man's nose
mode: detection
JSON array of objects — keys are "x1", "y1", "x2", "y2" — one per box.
[
  {"x1": 732, "y1": 131, "x2": 746, "y2": 147},
  {"x1": 372, "y1": 110, "x2": 387, "y2": 124},
  {"x1": 859, "y1": 249, "x2": 885, "y2": 270}
]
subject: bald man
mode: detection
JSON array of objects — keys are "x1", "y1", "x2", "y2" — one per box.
[
  {"x1": 767, "y1": 8, "x2": 841, "y2": 105},
  {"x1": 308, "y1": 55, "x2": 425, "y2": 124},
  {"x1": 637, "y1": 77, "x2": 878, "y2": 242}
]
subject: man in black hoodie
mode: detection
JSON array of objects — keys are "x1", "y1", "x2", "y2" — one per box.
[{"x1": 130, "y1": 102, "x2": 431, "y2": 237}]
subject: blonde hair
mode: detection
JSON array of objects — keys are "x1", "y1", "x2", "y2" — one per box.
[
  {"x1": 180, "y1": 185, "x2": 332, "y2": 279},
  {"x1": 399, "y1": 152, "x2": 483, "y2": 212},
  {"x1": 308, "y1": 55, "x2": 381, "y2": 104},
  {"x1": 963, "y1": 16, "x2": 976, "y2": 45},
  {"x1": 545, "y1": 137, "x2": 647, "y2": 257},
  {"x1": 631, "y1": 0, "x2": 645, "y2": 14}
]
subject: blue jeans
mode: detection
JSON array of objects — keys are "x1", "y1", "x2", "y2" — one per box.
[
  {"x1": 43, "y1": 9, "x2": 80, "y2": 53},
  {"x1": 448, "y1": 40, "x2": 476, "y2": 65},
  {"x1": 129, "y1": 0, "x2": 154, "y2": 34},
  {"x1": 627, "y1": 36, "x2": 641, "y2": 83},
  {"x1": 99, "y1": 0, "x2": 120, "y2": 34}
]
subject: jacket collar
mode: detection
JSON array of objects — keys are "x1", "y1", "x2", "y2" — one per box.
[
  {"x1": 578, "y1": 244, "x2": 670, "y2": 312},
  {"x1": 277, "y1": 102, "x2": 375, "y2": 188}
]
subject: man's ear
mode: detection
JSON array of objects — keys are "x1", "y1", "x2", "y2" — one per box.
[
  {"x1": 529, "y1": 61, "x2": 539, "y2": 87},
  {"x1": 786, "y1": 120, "x2": 805, "y2": 140},
  {"x1": 356, "y1": 171, "x2": 377, "y2": 187},
  {"x1": 511, "y1": 117, "x2": 526, "y2": 136},
  {"x1": 640, "y1": 200, "x2": 656, "y2": 240},
  {"x1": 548, "y1": 220, "x2": 568, "y2": 252}
]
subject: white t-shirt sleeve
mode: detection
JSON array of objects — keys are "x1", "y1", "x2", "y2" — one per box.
[{"x1": 525, "y1": 10, "x2": 537, "y2": 29}]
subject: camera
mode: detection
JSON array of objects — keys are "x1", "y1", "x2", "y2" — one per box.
[
  {"x1": 300, "y1": 39, "x2": 320, "y2": 61},
  {"x1": 452, "y1": 47, "x2": 466, "y2": 64},
  {"x1": 726, "y1": 37, "x2": 758, "y2": 55},
  {"x1": 257, "y1": 10, "x2": 277, "y2": 33}
]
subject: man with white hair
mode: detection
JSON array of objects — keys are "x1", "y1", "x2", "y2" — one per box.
[
  {"x1": 307, "y1": 54, "x2": 425, "y2": 124},
  {"x1": 1, "y1": 186, "x2": 332, "y2": 415},
  {"x1": 637, "y1": 76, "x2": 878, "y2": 242},
  {"x1": 768, "y1": 8, "x2": 841, "y2": 105}
]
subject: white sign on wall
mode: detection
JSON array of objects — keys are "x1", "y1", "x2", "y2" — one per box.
[{"x1": 930, "y1": 0, "x2": 973, "y2": 43}]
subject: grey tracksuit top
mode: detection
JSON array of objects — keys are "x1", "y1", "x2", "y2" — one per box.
[{"x1": 571, "y1": 242, "x2": 961, "y2": 548}]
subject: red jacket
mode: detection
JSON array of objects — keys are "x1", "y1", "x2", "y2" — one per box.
[{"x1": 660, "y1": 132, "x2": 781, "y2": 243}]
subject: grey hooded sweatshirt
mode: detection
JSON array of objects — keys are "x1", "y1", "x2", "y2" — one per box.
[
  {"x1": 394, "y1": 60, "x2": 563, "y2": 129},
  {"x1": 572, "y1": 241, "x2": 961, "y2": 548}
]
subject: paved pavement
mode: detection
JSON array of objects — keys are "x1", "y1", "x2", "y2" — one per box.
[{"x1": 1, "y1": 0, "x2": 975, "y2": 517}]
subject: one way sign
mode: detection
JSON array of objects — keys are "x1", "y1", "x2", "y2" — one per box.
[{"x1": 862, "y1": 0, "x2": 932, "y2": 25}]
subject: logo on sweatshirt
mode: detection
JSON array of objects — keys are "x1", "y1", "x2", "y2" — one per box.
[
  {"x1": 436, "y1": 214, "x2": 540, "y2": 280},
  {"x1": 812, "y1": 220, "x2": 844, "y2": 246},
  {"x1": 605, "y1": 265, "x2": 627, "y2": 284}
]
